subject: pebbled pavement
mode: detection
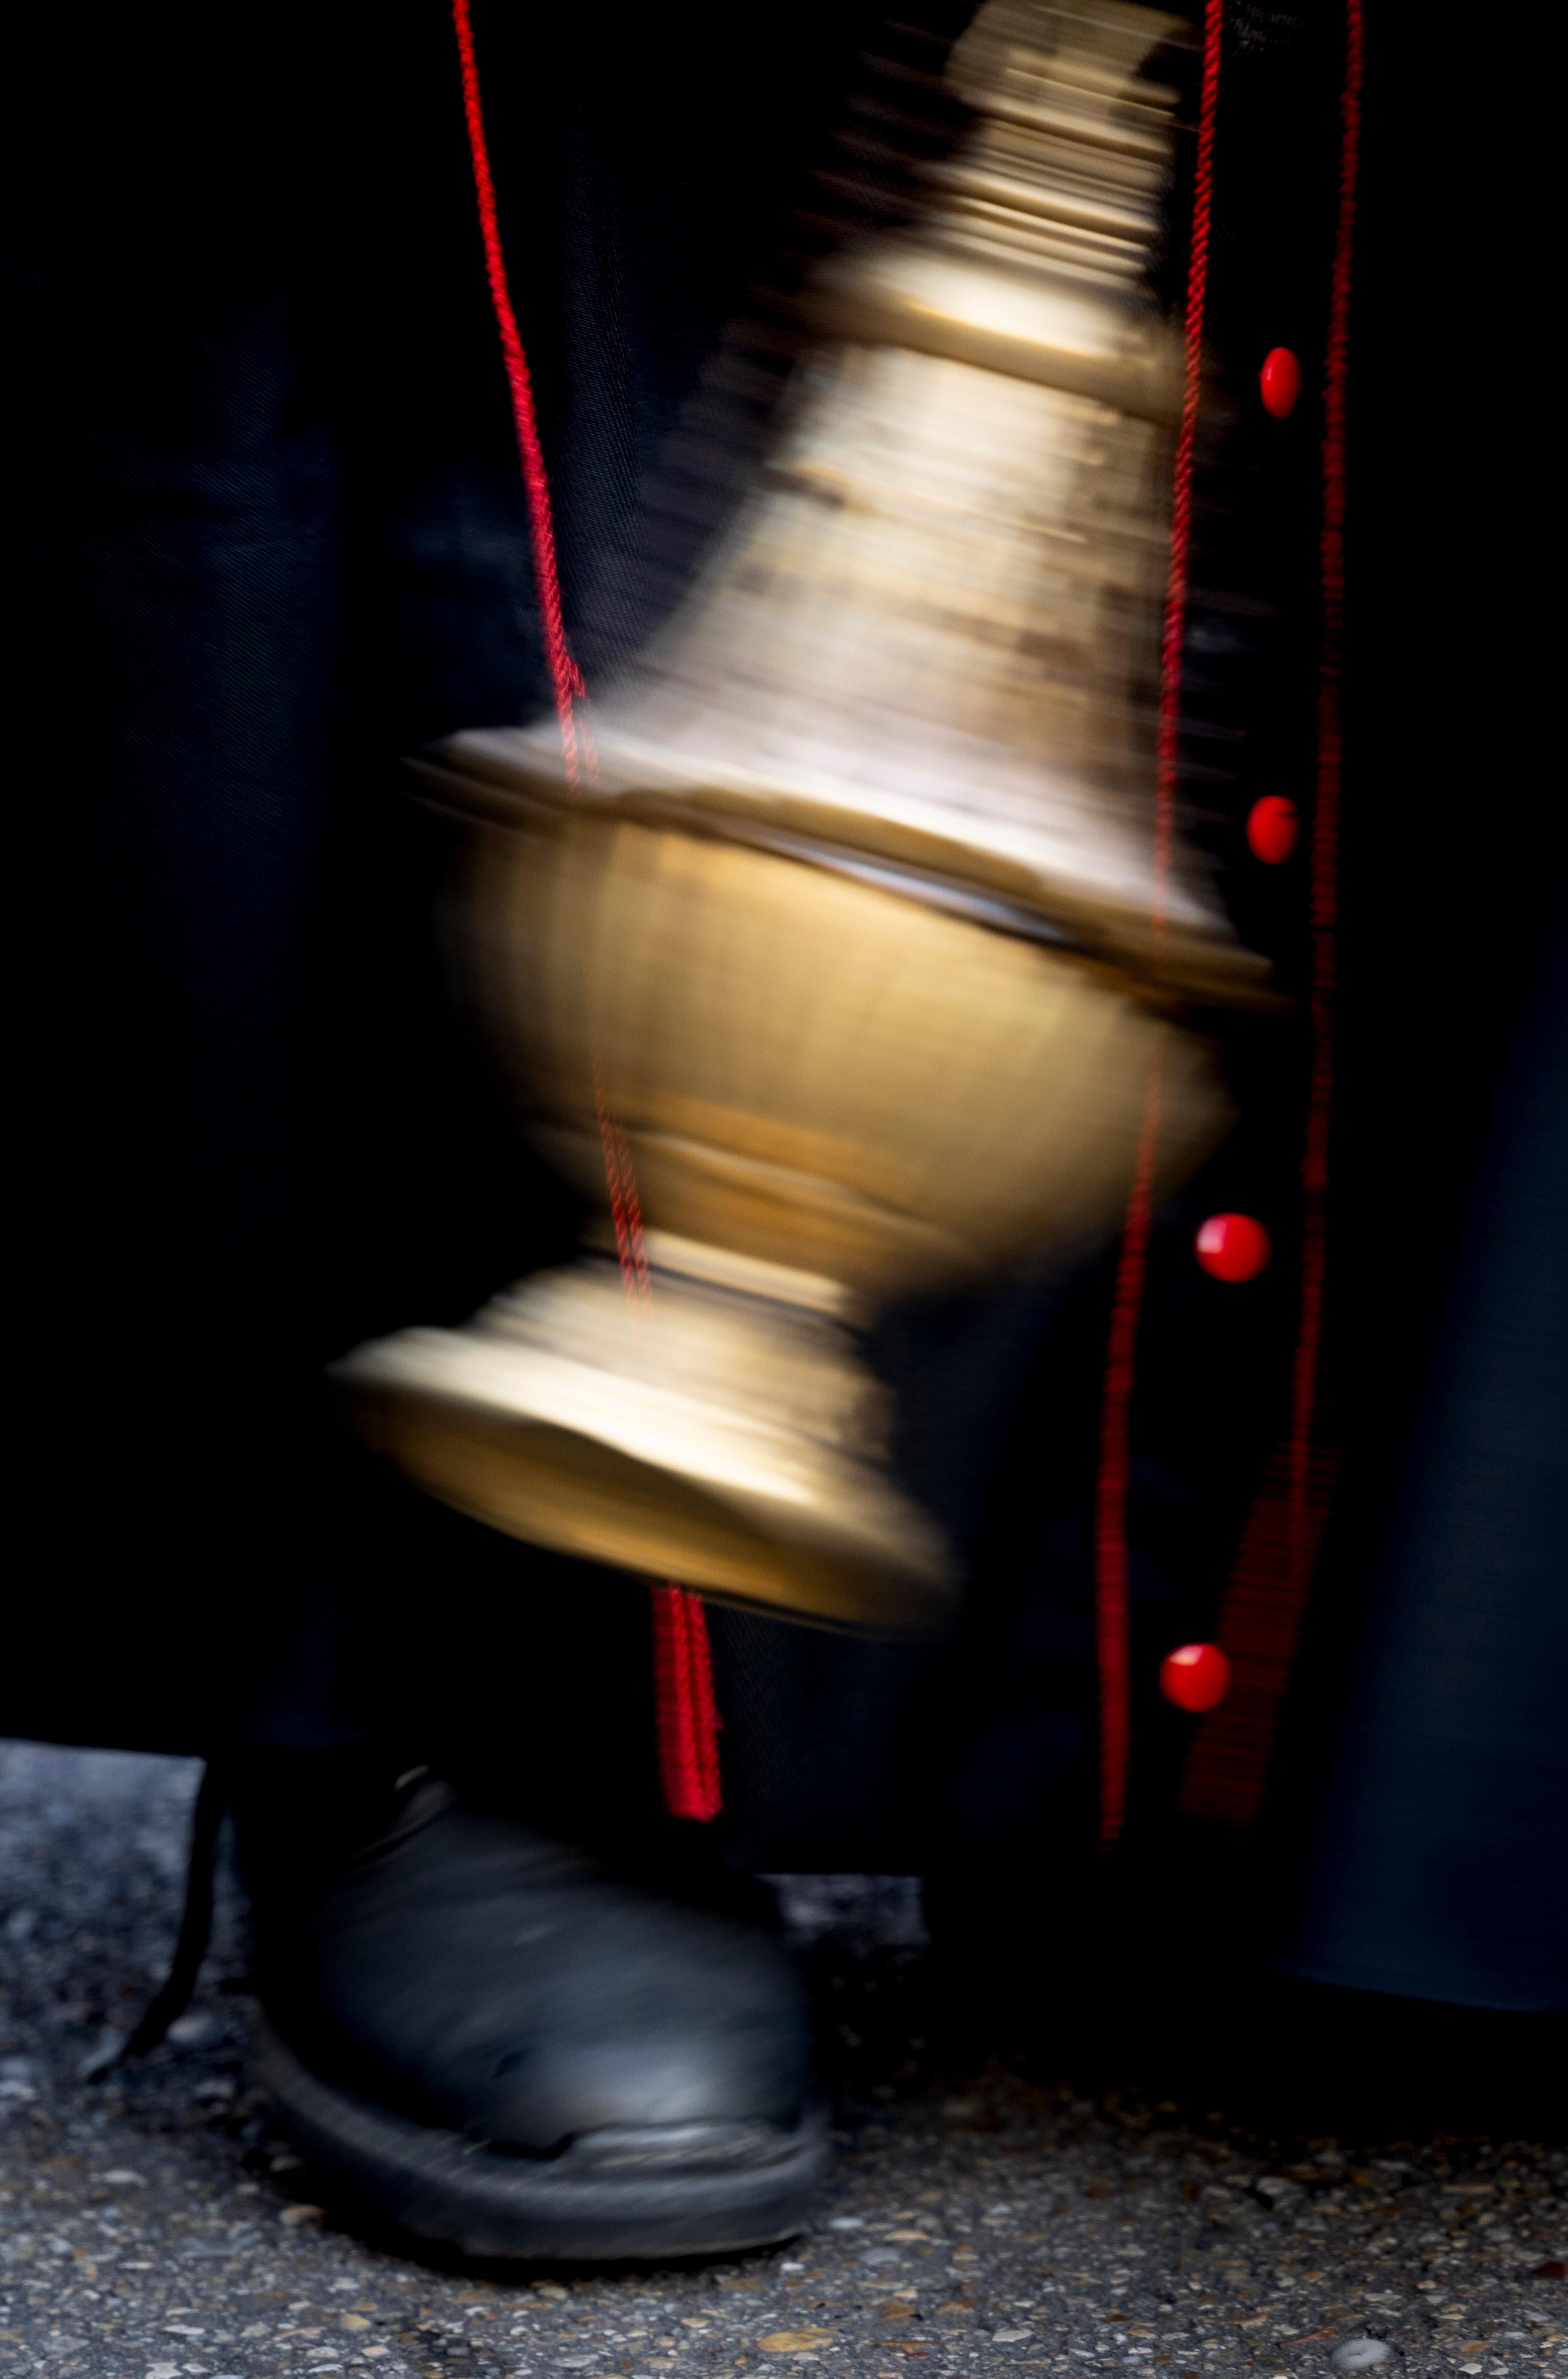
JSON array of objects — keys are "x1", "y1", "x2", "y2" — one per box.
[{"x1": 2, "y1": 1741, "x2": 1565, "y2": 2379}]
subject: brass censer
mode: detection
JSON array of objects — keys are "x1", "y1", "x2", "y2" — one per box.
[{"x1": 335, "y1": 0, "x2": 1262, "y2": 1632}]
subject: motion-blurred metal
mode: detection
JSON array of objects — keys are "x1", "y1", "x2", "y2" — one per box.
[{"x1": 335, "y1": 0, "x2": 1265, "y2": 1632}]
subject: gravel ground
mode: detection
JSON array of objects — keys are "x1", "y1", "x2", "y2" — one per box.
[{"x1": 2, "y1": 1740, "x2": 1565, "y2": 2379}]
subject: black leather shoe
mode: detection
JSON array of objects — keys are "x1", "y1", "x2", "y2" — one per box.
[{"x1": 238, "y1": 1757, "x2": 828, "y2": 2260}]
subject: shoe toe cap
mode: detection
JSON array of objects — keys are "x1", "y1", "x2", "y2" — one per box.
[
  {"x1": 288, "y1": 1813, "x2": 814, "y2": 2152},
  {"x1": 474, "y1": 2002, "x2": 809, "y2": 2149}
]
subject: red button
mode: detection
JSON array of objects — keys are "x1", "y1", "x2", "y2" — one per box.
[
  {"x1": 1160, "y1": 1641, "x2": 1231, "y2": 1712},
  {"x1": 1195, "y1": 1212, "x2": 1272, "y2": 1282},
  {"x1": 1246, "y1": 794, "x2": 1299, "y2": 863},
  {"x1": 1259, "y1": 346, "x2": 1302, "y2": 418}
]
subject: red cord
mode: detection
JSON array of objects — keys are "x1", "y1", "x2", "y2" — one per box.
[
  {"x1": 450, "y1": 0, "x2": 582, "y2": 788},
  {"x1": 650, "y1": 1583, "x2": 725, "y2": 1823},
  {"x1": 1181, "y1": 0, "x2": 1364, "y2": 1824},
  {"x1": 450, "y1": 0, "x2": 721, "y2": 1818},
  {"x1": 590, "y1": 1044, "x2": 654, "y2": 1309},
  {"x1": 1153, "y1": 0, "x2": 1223, "y2": 950},
  {"x1": 1093, "y1": 1071, "x2": 1163, "y2": 1847},
  {"x1": 1092, "y1": 0, "x2": 1223, "y2": 1849}
]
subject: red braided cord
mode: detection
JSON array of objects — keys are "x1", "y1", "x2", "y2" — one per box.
[
  {"x1": 1181, "y1": 0, "x2": 1364, "y2": 1825},
  {"x1": 651, "y1": 1583, "x2": 725, "y2": 1824},
  {"x1": 449, "y1": 0, "x2": 721, "y2": 1820},
  {"x1": 450, "y1": 0, "x2": 581, "y2": 787},
  {"x1": 1154, "y1": 0, "x2": 1224, "y2": 948},
  {"x1": 1092, "y1": 0, "x2": 1224, "y2": 1849},
  {"x1": 1093, "y1": 1072, "x2": 1163, "y2": 1847}
]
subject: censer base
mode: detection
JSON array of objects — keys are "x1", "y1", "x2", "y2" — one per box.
[{"x1": 332, "y1": 1238, "x2": 957, "y2": 1635}]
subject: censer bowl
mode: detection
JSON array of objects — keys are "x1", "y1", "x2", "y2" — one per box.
[{"x1": 332, "y1": 753, "x2": 1232, "y2": 1632}]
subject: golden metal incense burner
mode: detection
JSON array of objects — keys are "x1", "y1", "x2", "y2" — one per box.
[{"x1": 335, "y1": 0, "x2": 1260, "y2": 1632}]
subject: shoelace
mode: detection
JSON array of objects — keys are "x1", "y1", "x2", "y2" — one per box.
[{"x1": 86, "y1": 1758, "x2": 228, "y2": 2077}]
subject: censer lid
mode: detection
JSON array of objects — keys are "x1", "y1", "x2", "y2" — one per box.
[{"x1": 423, "y1": 0, "x2": 1267, "y2": 1012}]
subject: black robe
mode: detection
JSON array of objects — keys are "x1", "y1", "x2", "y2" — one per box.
[{"x1": 5, "y1": 0, "x2": 1564, "y2": 2012}]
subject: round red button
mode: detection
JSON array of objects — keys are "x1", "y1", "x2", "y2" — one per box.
[
  {"x1": 1195, "y1": 1212, "x2": 1272, "y2": 1282},
  {"x1": 1246, "y1": 794, "x2": 1299, "y2": 863},
  {"x1": 1259, "y1": 346, "x2": 1302, "y2": 419},
  {"x1": 1159, "y1": 1641, "x2": 1232, "y2": 1713}
]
